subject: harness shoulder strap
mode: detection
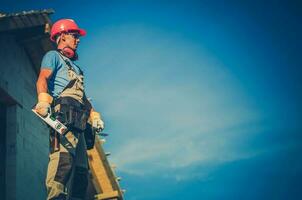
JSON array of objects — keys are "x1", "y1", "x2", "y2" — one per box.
[
  {"x1": 56, "y1": 50, "x2": 84, "y2": 75},
  {"x1": 55, "y1": 51, "x2": 84, "y2": 97}
]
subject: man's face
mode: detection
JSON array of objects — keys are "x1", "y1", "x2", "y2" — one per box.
[{"x1": 61, "y1": 32, "x2": 80, "y2": 50}]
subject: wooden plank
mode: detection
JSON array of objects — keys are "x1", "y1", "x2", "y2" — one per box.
[
  {"x1": 94, "y1": 139, "x2": 122, "y2": 191},
  {"x1": 88, "y1": 148, "x2": 113, "y2": 192},
  {"x1": 88, "y1": 141, "x2": 114, "y2": 193},
  {"x1": 87, "y1": 137, "x2": 124, "y2": 200},
  {"x1": 95, "y1": 191, "x2": 119, "y2": 200}
]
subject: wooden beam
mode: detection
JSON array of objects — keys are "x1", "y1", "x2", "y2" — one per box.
[
  {"x1": 87, "y1": 137, "x2": 124, "y2": 200},
  {"x1": 95, "y1": 191, "x2": 119, "y2": 200}
]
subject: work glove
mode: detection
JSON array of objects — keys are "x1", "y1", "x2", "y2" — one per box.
[
  {"x1": 35, "y1": 92, "x2": 53, "y2": 117},
  {"x1": 89, "y1": 111, "x2": 105, "y2": 132}
]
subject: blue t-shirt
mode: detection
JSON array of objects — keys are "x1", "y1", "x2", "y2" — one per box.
[{"x1": 41, "y1": 50, "x2": 83, "y2": 98}]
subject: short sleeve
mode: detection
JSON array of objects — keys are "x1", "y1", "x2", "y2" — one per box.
[{"x1": 41, "y1": 50, "x2": 59, "y2": 71}]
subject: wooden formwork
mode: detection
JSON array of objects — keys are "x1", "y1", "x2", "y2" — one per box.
[{"x1": 87, "y1": 137, "x2": 124, "y2": 200}]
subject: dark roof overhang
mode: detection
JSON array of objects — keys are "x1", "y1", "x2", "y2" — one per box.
[{"x1": 0, "y1": 9, "x2": 56, "y2": 75}]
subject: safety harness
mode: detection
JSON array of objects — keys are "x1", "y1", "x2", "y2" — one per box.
[{"x1": 49, "y1": 51, "x2": 92, "y2": 155}]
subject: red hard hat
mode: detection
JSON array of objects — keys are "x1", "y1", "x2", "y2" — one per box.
[{"x1": 50, "y1": 19, "x2": 86, "y2": 42}]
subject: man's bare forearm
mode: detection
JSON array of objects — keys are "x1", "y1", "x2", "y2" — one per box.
[
  {"x1": 36, "y1": 76, "x2": 48, "y2": 95},
  {"x1": 36, "y1": 68, "x2": 52, "y2": 95}
]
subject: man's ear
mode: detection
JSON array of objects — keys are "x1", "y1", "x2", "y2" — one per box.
[{"x1": 61, "y1": 33, "x2": 66, "y2": 42}]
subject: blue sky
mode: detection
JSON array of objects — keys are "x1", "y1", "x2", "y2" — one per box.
[{"x1": 2, "y1": 1, "x2": 302, "y2": 199}]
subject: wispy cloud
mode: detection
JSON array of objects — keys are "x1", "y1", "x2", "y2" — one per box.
[
  {"x1": 105, "y1": 79, "x2": 265, "y2": 179},
  {"x1": 83, "y1": 25, "x2": 274, "y2": 180}
]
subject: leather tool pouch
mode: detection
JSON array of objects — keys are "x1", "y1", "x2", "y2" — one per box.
[
  {"x1": 84, "y1": 123, "x2": 96, "y2": 150},
  {"x1": 49, "y1": 128, "x2": 60, "y2": 154}
]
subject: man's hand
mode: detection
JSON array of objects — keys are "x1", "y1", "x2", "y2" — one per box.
[
  {"x1": 35, "y1": 92, "x2": 53, "y2": 117},
  {"x1": 89, "y1": 111, "x2": 105, "y2": 131}
]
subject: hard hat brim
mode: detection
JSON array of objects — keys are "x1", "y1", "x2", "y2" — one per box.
[
  {"x1": 78, "y1": 28, "x2": 86, "y2": 36},
  {"x1": 50, "y1": 28, "x2": 86, "y2": 42},
  {"x1": 66, "y1": 28, "x2": 86, "y2": 36}
]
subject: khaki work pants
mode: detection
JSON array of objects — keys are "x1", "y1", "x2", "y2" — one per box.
[{"x1": 45, "y1": 131, "x2": 88, "y2": 200}]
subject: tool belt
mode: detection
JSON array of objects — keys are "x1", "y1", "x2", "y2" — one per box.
[
  {"x1": 50, "y1": 96, "x2": 97, "y2": 153},
  {"x1": 54, "y1": 97, "x2": 90, "y2": 131},
  {"x1": 49, "y1": 97, "x2": 91, "y2": 154}
]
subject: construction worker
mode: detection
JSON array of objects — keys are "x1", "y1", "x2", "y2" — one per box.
[{"x1": 35, "y1": 19, "x2": 104, "y2": 200}]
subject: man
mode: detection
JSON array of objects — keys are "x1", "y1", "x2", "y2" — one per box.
[{"x1": 35, "y1": 19, "x2": 104, "y2": 200}]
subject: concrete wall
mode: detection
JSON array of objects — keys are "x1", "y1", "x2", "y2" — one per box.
[{"x1": 0, "y1": 34, "x2": 49, "y2": 200}]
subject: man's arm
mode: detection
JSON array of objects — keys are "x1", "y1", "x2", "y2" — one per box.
[
  {"x1": 35, "y1": 68, "x2": 53, "y2": 116},
  {"x1": 36, "y1": 68, "x2": 52, "y2": 94},
  {"x1": 83, "y1": 94, "x2": 105, "y2": 131}
]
